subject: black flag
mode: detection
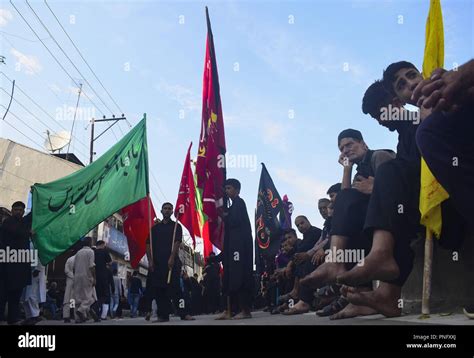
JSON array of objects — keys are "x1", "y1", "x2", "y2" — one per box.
[{"x1": 255, "y1": 163, "x2": 286, "y2": 273}]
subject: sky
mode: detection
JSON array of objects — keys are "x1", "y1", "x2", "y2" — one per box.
[{"x1": 1, "y1": 0, "x2": 473, "y2": 254}]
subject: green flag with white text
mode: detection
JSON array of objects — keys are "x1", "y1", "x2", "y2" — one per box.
[{"x1": 32, "y1": 117, "x2": 149, "y2": 264}]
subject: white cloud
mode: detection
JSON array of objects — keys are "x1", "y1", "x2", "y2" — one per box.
[
  {"x1": 274, "y1": 167, "x2": 330, "y2": 209},
  {"x1": 10, "y1": 48, "x2": 42, "y2": 75},
  {"x1": 0, "y1": 9, "x2": 13, "y2": 27},
  {"x1": 154, "y1": 80, "x2": 200, "y2": 113}
]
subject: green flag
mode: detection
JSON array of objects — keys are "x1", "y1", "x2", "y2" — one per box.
[{"x1": 32, "y1": 116, "x2": 149, "y2": 264}]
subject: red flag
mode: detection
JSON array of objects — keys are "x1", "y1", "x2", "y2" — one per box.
[
  {"x1": 121, "y1": 196, "x2": 156, "y2": 268},
  {"x1": 175, "y1": 143, "x2": 200, "y2": 247},
  {"x1": 195, "y1": 6, "x2": 227, "y2": 251}
]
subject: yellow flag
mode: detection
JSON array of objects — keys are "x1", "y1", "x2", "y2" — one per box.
[{"x1": 419, "y1": 0, "x2": 449, "y2": 238}]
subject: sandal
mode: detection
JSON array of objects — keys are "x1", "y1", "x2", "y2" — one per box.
[
  {"x1": 316, "y1": 296, "x2": 348, "y2": 317},
  {"x1": 278, "y1": 293, "x2": 296, "y2": 304}
]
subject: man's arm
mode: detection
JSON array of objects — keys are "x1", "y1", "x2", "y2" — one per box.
[
  {"x1": 339, "y1": 153, "x2": 353, "y2": 190},
  {"x1": 146, "y1": 236, "x2": 154, "y2": 271},
  {"x1": 413, "y1": 60, "x2": 474, "y2": 113},
  {"x1": 168, "y1": 225, "x2": 182, "y2": 269}
]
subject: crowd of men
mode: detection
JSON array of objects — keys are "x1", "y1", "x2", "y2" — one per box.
[
  {"x1": 1, "y1": 59, "x2": 473, "y2": 324},
  {"x1": 256, "y1": 59, "x2": 474, "y2": 320}
]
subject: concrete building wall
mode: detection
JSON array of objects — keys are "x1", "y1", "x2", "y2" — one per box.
[{"x1": 0, "y1": 138, "x2": 82, "y2": 208}]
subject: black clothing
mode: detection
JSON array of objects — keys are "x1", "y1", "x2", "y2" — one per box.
[
  {"x1": 217, "y1": 196, "x2": 254, "y2": 297},
  {"x1": 294, "y1": 226, "x2": 322, "y2": 279},
  {"x1": 0, "y1": 215, "x2": 32, "y2": 324},
  {"x1": 364, "y1": 123, "x2": 422, "y2": 286},
  {"x1": 130, "y1": 276, "x2": 143, "y2": 294},
  {"x1": 147, "y1": 219, "x2": 185, "y2": 319},
  {"x1": 0, "y1": 216, "x2": 32, "y2": 291},
  {"x1": 147, "y1": 220, "x2": 183, "y2": 288},
  {"x1": 417, "y1": 108, "x2": 474, "y2": 228},
  {"x1": 94, "y1": 248, "x2": 112, "y2": 303}
]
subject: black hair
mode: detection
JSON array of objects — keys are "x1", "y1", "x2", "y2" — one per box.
[
  {"x1": 318, "y1": 198, "x2": 330, "y2": 204},
  {"x1": 82, "y1": 236, "x2": 93, "y2": 247},
  {"x1": 113, "y1": 269, "x2": 118, "y2": 275},
  {"x1": 362, "y1": 80, "x2": 393, "y2": 117},
  {"x1": 12, "y1": 201, "x2": 26, "y2": 209},
  {"x1": 284, "y1": 228, "x2": 297, "y2": 237},
  {"x1": 382, "y1": 61, "x2": 418, "y2": 94},
  {"x1": 225, "y1": 178, "x2": 241, "y2": 191},
  {"x1": 96, "y1": 240, "x2": 106, "y2": 247},
  {"x1": 133, "y1": 271, "x2": 138, "y2": 276},
  {"x1": 162, "y1": 202, "x2": 173, "y2": 209},
  {"x1": 338, "y1": 129, "x2": 363, "y2": 146},
  {"x1": 327, "y1": 183, "x2": 342, "y2": 194}
]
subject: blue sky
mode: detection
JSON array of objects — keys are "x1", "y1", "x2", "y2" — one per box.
[{"x1": 1, "y1": 0, "x2": 472, "y2": 253}]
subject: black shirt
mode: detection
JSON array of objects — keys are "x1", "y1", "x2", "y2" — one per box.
[
  {"x1": 396, "y1": 122, "x2": 420, "y2": 165},
  {"x1": 296, "y1": 226, "x2": 322, "y2": 253},
  {"x1": 129, "y1": 276, "x2": 142, "y2": 294},
  {"x1": 147, "y1": 219, "x2": 182, "y2": 265},
  {"x1": 94, "y1": 248, "x2": 112, "y2": 277}
]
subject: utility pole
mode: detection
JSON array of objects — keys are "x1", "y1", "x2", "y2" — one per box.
[{"x1": 89, "y1": 114, "x2": 126, "y2": 163}]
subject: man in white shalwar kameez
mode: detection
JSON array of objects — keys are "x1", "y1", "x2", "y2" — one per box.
[
  {"x1": 21, "y1": 256, "x2": 46, "y2": 325},
  {"x1": 73, "y1": 237, "x2": 96, "y2": 323},
  {"x1": 63, "y1": 253, "x2": 76, "y2": 323}
]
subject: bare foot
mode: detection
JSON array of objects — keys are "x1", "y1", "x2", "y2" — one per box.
[
  {"x1": 300, "y1": 263, "x2": 346, "y2": 289},
  {"x1": 282, "y1": 300, "x2": 310, "y2": 315},
  {"x1": 329, "y1": 303, "x2": 377, "y2": 320},
  {"x1": 215, "y1": 311, "x2": 232, "y2": 320},
  {"x1": 233, "y1": 311, "x2": 252, "y2": 320},
  {"x1": 346, "y1": 285, "x2": 401, "y2": 318},
  {"x1": 336, "y1": 251, "x2": 399, "y2": 287}
]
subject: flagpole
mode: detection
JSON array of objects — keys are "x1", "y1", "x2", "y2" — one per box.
[
  {"x1": 421, "y1": 228, "x2": 433, "y2": 317},
  {"x1": 147, "y1": 194, "x2": 153, "y2": 268},
  {"x1": 167, "y1": 216, "x2": 180, "y2": 284}
]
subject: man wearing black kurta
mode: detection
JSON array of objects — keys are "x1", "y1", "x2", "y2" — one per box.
[
  {"x1": 413, "y1": 59, "x2": 474, "y2": 318},
  {"x1": 146, "y1": 202, "x2": 194, "y2": 322},
  {"x1": 94, "y1": 240, "x2": 112, "y2": 320},
  {"x1": 216, "y1": 179, "x2": 254, "y2": 320},
  {"x1": 0, "y1": 201, "x2": 32, "y2": 325}
]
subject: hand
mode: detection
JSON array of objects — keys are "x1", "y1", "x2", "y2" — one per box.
[
  {"x1": 352, "y1": 176, "x2": 374, "y2": 195},
  {"x1": 167, "y1": 256, "x2": 175, "y2": 270},
  {"x1": 311, "y1": 249, "x2": 326, "y2": 266},
  {"x1": 412, "y1": 66, "x2": 472, "y2": 113},
  {"x1": 294, "y1": 252, "x2": 310, "y2": 265},
  {"x1": 338, "y1": 153, "x2": 353, "y2": 168}
]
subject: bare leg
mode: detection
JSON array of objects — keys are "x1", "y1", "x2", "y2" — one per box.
[
  {"x1": 336, "y1": 230, "x2": 399, "y2": 286},
  {"x1": 300, "y1": 235, "x2": 348, "y2": 288}
]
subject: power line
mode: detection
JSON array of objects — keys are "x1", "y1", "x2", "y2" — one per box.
[
  {"x1": 0, "y1": 72, "x2": 90, "y2": 152},
  {"x1": 0, "y1": 87, "x2": 90, "y2": 161},
  {"x1": 25, "y1": 0, "x2": 116, "y2": 117},
  {"x1": 1, "y1": 113, "x2": 43, "y2": 149},
  {"x1": 44, "y1": 0, "x2": 131, "y2": 130},
  {"x1": 9, "y1": 0, "x2": 120, "y2": 142},
  {"x1": 150, "y1": 170, "x2": 169, "y2": 203},
  {"x1": 1, "y1": 104, "x2": 47, "y2": 140},
  {"x1": 0, "y1": 84, "x2": 90, "y2": 158},
  {"x1": 25, "y1": 0, "x2": 127, "y2": 137}
]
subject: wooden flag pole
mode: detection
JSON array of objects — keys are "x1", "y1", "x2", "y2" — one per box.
[
  {"x1": 421, "y1": 228, "x2": 433, "y2": 317},
  {"x1": 167, "y1": 217, "x2": 180, "y2": 284},
  {"x1": 147, "y1": 195, "x2": 154, "y2": 267}
]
